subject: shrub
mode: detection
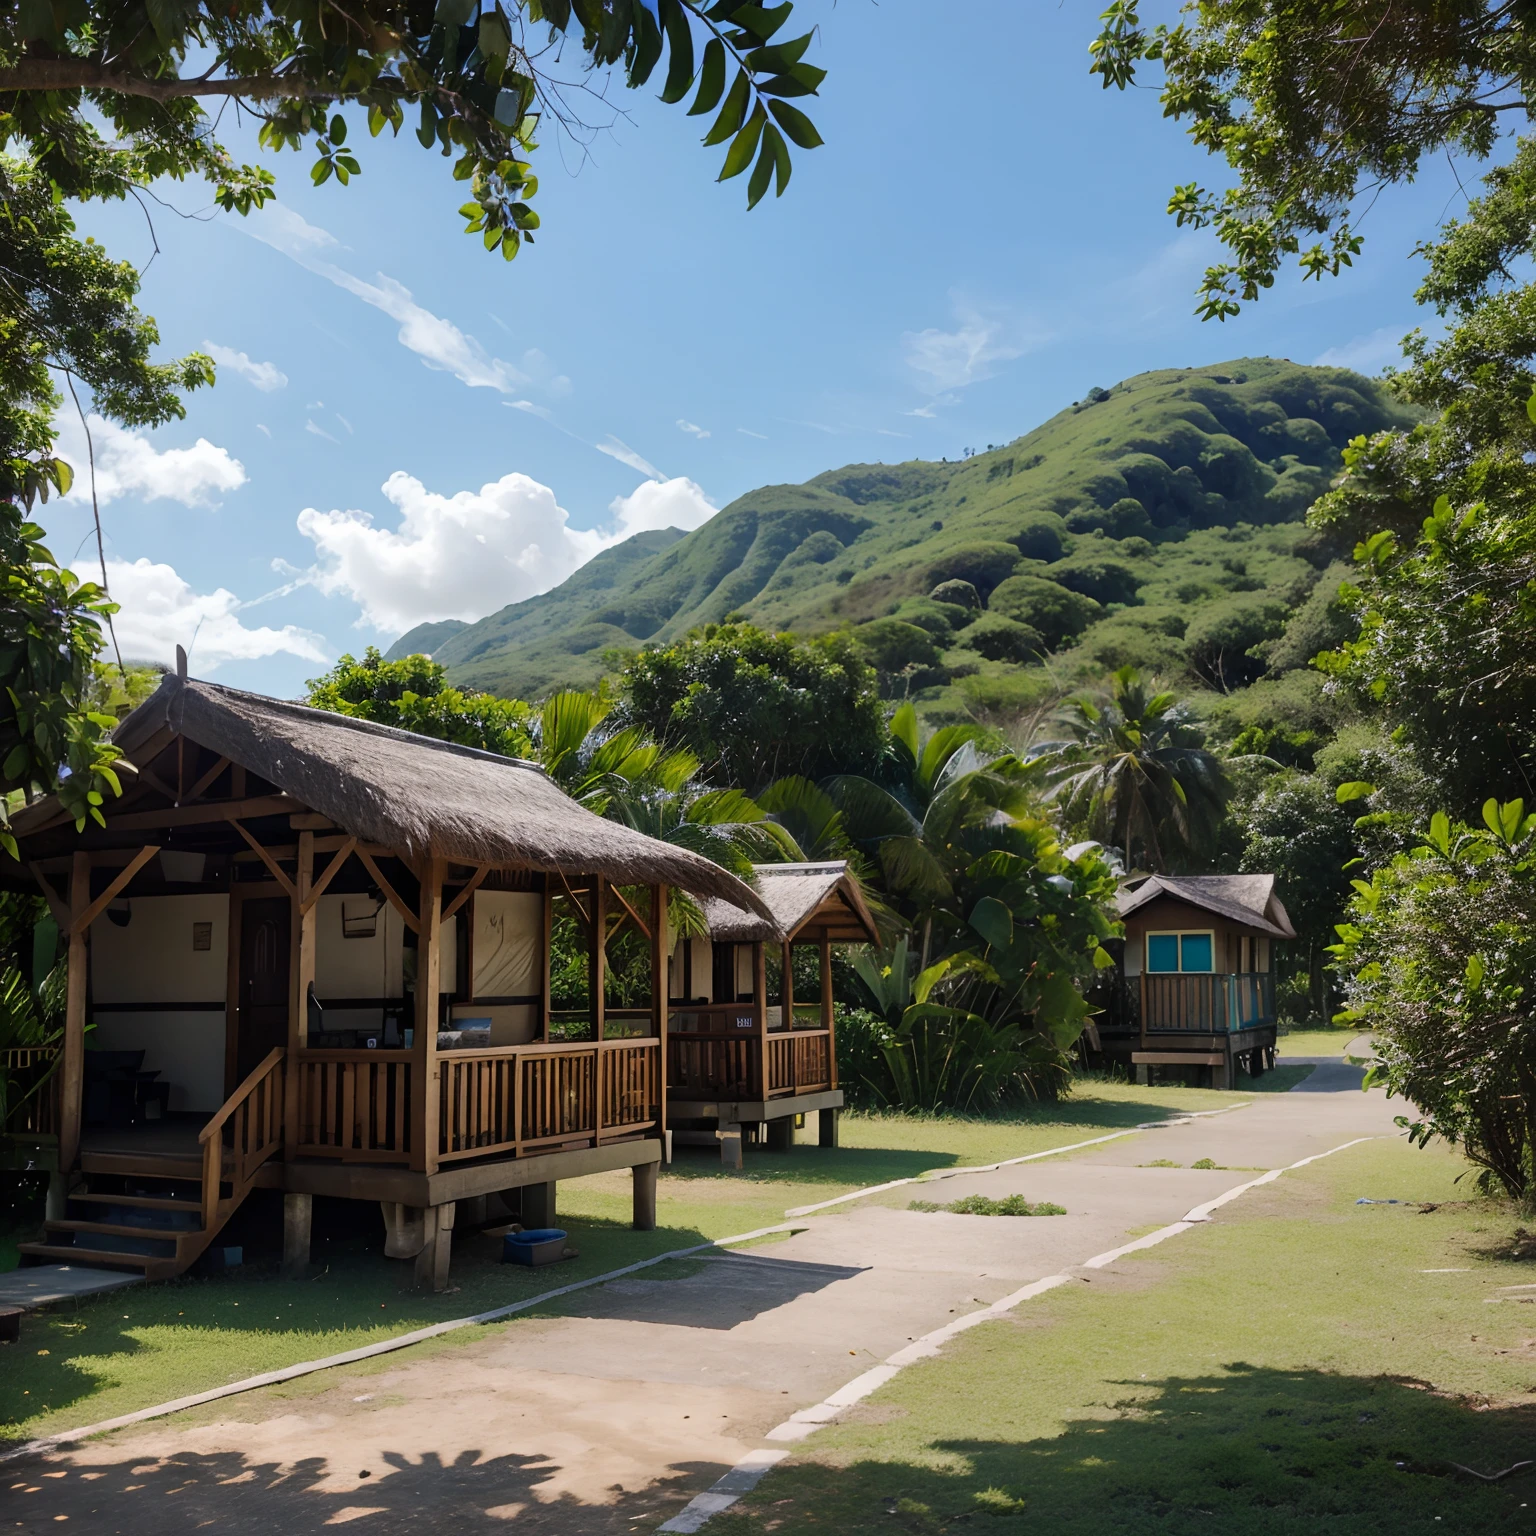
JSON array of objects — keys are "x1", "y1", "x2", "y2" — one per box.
[
  {"x1": 852, "y1": 617, "x2": 943, "y2": 673},
  {"x1": 894, "y1": 596, "x2": 972, "y2": 639},
  {"x1": 1065, "y1": 497, "x2": 1153, "y2": 540},
  {"x1": 989, "y1": 574, "x2": 1102, "y2": 649},
  {"x1": 924, "y1": 541, "x2": 1021, "y2": 598},
  {"x1": 1008, "y1": 512, "x2": 1069, "y2": 563},
  {"x1": 957, "y1": 613, "x2": 1046, "y2": 663},
  {"x1": 1185, "y1": 594, "x2": 1289, "y2": 689},
  {"x1": 1334, "y1": 801, "x2": 1536, "y2": 1197},
  {"x1": 1047, "y1": 554, "x2": 1146, "y2": 607},
  {"x1": 929, "y1": 578, "x2": 981, "y2": 609}
]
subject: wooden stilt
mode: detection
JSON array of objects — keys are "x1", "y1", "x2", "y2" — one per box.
[{"x1": 58, "y1": 851, "x2": 90, "y2": 1172}]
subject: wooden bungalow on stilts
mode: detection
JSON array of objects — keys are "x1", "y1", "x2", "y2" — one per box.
[
  {"x1": 666, "y1": 862, "x2": 878, "y2": 1167},
  {"x1": 0, "y1": 665, "x2": 774, "y2": 1289},
  {"x1": 1094, "y1": 874, "x2": 1296, "y2": 1088}
]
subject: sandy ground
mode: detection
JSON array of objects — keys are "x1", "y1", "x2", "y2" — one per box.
[{"x1": 4, "y1": 1065, "x2": 1400, "y2": 1533}]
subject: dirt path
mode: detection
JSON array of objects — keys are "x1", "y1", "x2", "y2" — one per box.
[{"x1": 5, "y1": 1071, "x2": 1401, "y2": 1534}]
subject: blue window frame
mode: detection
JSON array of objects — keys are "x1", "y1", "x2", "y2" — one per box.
[{"x1": 1145, "y1": 931, "x2": 1215, "y2": 973}]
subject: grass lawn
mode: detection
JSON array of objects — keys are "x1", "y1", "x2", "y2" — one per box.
[
  {"x1": 0, "y1": 1077, "x2": 1286, "y2": 1447},
  {"x1": 714, "y1": 1137, "x2": 1536, "y2": 1535},
  {"x1": 1278, "y1": 1025, "x2": 1369, "y2": 1057}
]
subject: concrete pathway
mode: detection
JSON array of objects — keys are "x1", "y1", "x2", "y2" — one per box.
[
  {"x1": 4, "y1": 1073, "x2": 1401, "y2": 1533},
  {"x1": 0, "y1": 1264, "x2": 141, "y2": 1311}
]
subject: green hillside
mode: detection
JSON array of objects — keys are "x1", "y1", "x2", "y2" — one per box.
[{"x1": 409, "y1": 358, "x2": 1415, "y2": 709}]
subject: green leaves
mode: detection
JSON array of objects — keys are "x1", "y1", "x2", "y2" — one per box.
[
  {"x1": 718, "y1": 102, "x2": 765, "y2": 180},
  {"x1": 1335, "y1": 782, "x2": 1375, "y2": 804},
  {"x1": 766, "y1": 98, "x2": 821, "y2": 148},
  {"x1": 703, "y1": 67, "x2": 751, "y2": 145}
]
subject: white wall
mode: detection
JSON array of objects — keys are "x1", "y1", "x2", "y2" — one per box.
[
  {"x1": 90, "y1": 1013, "x2": 226, "y2": 1112},
  {"x1": 450, "y1": 1002, "x2": 538, "y2": 1045},
  {"x1": 92, "y1": 893, "x2": 228, "y2": 1003},
  {"x1": 472, "y1": 891, "x2": 540, "y2": 998},
  {"x1": 668, "y1": 937, "x2": 713, "y2": 1001},
  {"x1": 311, "y1": 894, "x2": 455, "y2": 999}
]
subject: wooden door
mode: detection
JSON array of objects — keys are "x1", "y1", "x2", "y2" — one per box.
[{"x1": 237, "y1": 897, "x2": 291, "y2": 1082}]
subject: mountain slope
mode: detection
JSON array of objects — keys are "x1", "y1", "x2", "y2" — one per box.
[{"x1": 419, "y1": 358, "x2": 1415, "y2": 700}]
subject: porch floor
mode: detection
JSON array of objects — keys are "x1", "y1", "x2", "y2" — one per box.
[{"x1": 81, "y1": 1117, "x2": 209, "y2": 1162}]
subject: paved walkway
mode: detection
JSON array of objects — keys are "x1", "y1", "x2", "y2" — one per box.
[{"x1": 5, "y1": 1070, "x2": 1400, "y2": 1533}]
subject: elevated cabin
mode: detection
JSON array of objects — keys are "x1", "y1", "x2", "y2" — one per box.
[
  {"x1": 1097, "y1": 874, "x2": 1295, "y2": 1089},
  {"x1": 666, "y1": 861, "x2": 878, "y2": 1165},
  {"x1": 0, "y1": 669, "x2": 771, "y2": 1289}
]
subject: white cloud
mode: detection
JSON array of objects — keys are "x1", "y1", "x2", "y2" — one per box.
[
  {"x1": 596, "y1": 436, "x2": 664, "y2": 480},
  {"x1": 737, "y1": 427, "x2": 768, "y2": 439},
  {"x1": 241, "y1": 204, "x2": 567, "y2": 396},
  {"x1": 295, "y1": 471, "x2": 607, "y2": 635},
  {"x1": 105, "y1": 557, "x2": 328, "y2": 671},
  {"x1": 204, "y1": 342, "x2": 287, "y2": 393},
  {"x1": 54, "y1": 414, "x2": 246, "y2": 508},
  {"x1": 609, "y1": 477, "x2": 717, "y2": 538},
  {"x1": 902, "y1": 297, "x2": 1048, "y2": 394},
  {"x1": 336, "y1": 414, "x2": 354, "y2": 435},
  {"x1": 1314, "y1": 327, "x2": 1409, "y2": 374},
  {"x1": 256, "y1": 423, "x2": 272, "y2": 439},
  {"x1": 677, "y1": 419, "x2": 710, "y2": 439},
  {"x1": 293, "y1": 468, "x2": 719, "y2": 636},
  {"x1": 306, "y1": 419, "x2": 339, "y2": 444}
]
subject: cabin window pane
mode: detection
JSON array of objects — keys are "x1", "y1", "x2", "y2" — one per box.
[
  {"x1": 1146, "y1": 934, "x2": 1179, "y2": 973},
  {"x1": 1180, "y1": 933, "x2": 1214, "y2": 972}
]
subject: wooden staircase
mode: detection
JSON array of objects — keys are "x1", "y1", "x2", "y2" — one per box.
[{"x1": 17, "y1": 1048, "x2": 287, "y2": 1283}]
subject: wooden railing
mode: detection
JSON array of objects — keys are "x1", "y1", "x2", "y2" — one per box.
[
  {"x1": 437, "y1": 1039, "x2": 660, "y2": 1162},
  {"x1": 766, "y1": 1028, "x2": 832, "y2": 1096},
  {"x1": 199, "y1": 1047, "x2": 286, "y2": 1230},
  {"x1": 295, "y1": 1049, "x2": 415, "y2": 1162},
  {"x1": 1, "y1": 1045, "x2": 61, "y2": 1140},
  {"x1": 1140, "y1": 973, "x2": 1276, "y2": 1035},
  {"x1": 668, "y1": 1033, "x2": 761, "y2": 1099}
]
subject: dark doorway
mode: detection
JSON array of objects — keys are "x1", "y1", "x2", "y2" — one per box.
[{"x1": 237, "y1": 897, "x2": 290, "y2": 1082}]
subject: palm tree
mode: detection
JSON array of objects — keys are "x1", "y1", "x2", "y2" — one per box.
[
  {"x1": 530, "y1": 690, "x2": 700, "y2": 814},
  {"x1": 1036, "y1": 666, "x2": 1228, "y2": 873}
]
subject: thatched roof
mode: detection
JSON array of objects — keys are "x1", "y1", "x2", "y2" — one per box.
[
  {"x1": 1116, "y1": 873, "x2": 1295, "y2": 940},
  {"x1": 701, "y1": 861, "x2": 878, "y2": 944},
  {"x1": 64, "y1": 675, "x2": 772, "y2": 916}
]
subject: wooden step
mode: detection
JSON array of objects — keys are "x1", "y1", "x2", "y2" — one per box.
[
  {"x1": 44, "y1": 1218, "x2": 194, "y2": 1246},
  {"x1": 68, "y1": 1192, "x2": 201, "y2": 1215},
  {"x1": 79, "y1": 1150, "x2": 204, "y2": 1181},
  {"x1": 16, "y1": 1243, "x2": 177, "y2": 1280}
]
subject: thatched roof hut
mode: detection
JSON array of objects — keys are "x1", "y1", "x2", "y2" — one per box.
[
  {"x1": 701, "y1": 861, "x2": 877, "y2": 944},
  {"x1": 15, "y1": 675, "x2": 772, "y2": 917}
]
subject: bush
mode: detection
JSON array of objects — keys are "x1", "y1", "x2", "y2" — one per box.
[
  {"x1": 1184, "y1": 594, "x2": 1289, "y2": 689},
  {"x1": 957, "y1": 613, "x2": 1046, "y2": 663},
  {"x1": 1046, "y1": 554, "x2": 1146, "y2": 607},
  {"x1": 852, "y1": 617, "x2": 943, "y2": 674},
  {"x1": 1334, "y1": 802, "x2": 1536, "y2": 1197},
  {"x1": 929, "y1": 578, "x2": 982, "y2": 611},
  {"x1": 1065, "y1": 497, "x2": 1153, "y2": 540},
  {"x1": 1008, "y1": 512, "x2": 1069, "y2": 563},
  {"x1": 923, "y1": 541, "x2": 1021, "y2": 598},
  {"x1": 894, "y1": 596, "x2": 972, "y2": 639},
  {"x1": 1264, "y1": 561, "x2": 1356, "y2": 672},
  {"x1": 989, "y1": 574, "x2": 1102, "y2": 649}
]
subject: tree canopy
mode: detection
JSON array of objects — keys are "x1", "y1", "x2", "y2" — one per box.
[{"x1": 1090, "y1": 0, "x2": 1536, "y2": 318}]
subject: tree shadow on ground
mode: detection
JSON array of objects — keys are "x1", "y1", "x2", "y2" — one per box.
[
  {"x1": 4, "y1": 1442, "x2": 717, "y2": 1534},
  {"x1": 729, "y1": 1363, "x2": 1536, "y2": 1534},
  {"x1": 663, "y1": 1144, "x2": 959, "y2": 1188}
]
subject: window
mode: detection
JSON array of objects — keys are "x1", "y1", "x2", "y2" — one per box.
[{"x1": 1146, "y1": 931, "x2": 1214, "y2": 973}]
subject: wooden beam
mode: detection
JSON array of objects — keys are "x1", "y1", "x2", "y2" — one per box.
[
  {"x1": 27, "y1": 862, "x2": 69, "y2": 929},
  {"x1": 556, "y1": 870, "x2": 592, "y2": 929},
  {"x1": 782, "y1": 940, "x2": 795, "y2": 1028},
  {"x1": 186, "y1": 755, "x2": 231, "y2": 802},
  {"x1": 416, "y1": 855, "x2": 444, "y2": 1176},
  {"x1": 227, "y1": 819, "x2": 297, "y2": 901},
  {"x1": 753, "y1": 941, "x2": 768, "y2": 1097},
  {"x1": 652, "y1": 884, "x2": 669, "y2": 1154},
  {"x1": 299, "y1": 837, "x2": 357, "y2": 915},
  {"x1": 285, "y1": 832, "x2": 315, "y2": 1158},
  {"x1": 590, "y1": 876, "x2": 607, "y2": 1043},
  {"x1": 70, "y1": 844, "x2": 161, "y2": 934},
  {"x1": 59, "y1": 852, "x2": 89, "y2": 1172},
  {"x1": 134, "y1": 764, "x2": 180, "y2": 804},
  {"x1": 441, "y1": 864, "x2": 489, "y2": 923},
  {"x1": 821, "y1": 937, "x2": 837, "y2": 1088},
  {"x1": 85, "y1": 794, "x2": 299, "y2": 835},
  {"x1": 607, "y1": 882, "x2": 651, "y2": 941},
  {"x1": 356, "y1": 848, "x2": 420, "y2": 935},
  {"x1": 289, "y1": 813, "x2": 334, "y2": 831}
]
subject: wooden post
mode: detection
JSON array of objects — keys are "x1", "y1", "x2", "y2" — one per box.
[
  {"x1": 781, "y1": 940, "x2": 796, "y2": 1092},
  {"x1": 282, "y1": 1192, "x2": 312, "y2": 1279},
  {"x1": 224, "y1": 887, "x2": 243, "y2": 1098},
  {"x1": 651, "y1": 884, "x2": 669, "y2": 1160},
  {"x1": 284, "y1": 832, "x2": 315, "y2": 1157},
  {"x1": 752, "y1": 941, "x2": 767, "y2": 1100},
  {"x1": 540, "y1": 880, "x2": 553, "y2": 1042},
  {"x1": 589, "y1": 876, "x2": 606, "y2": 1042},
  {"x1": 58, "y1": 851, "x2": 90, "y2": 1173},
  {"x1": 417, "y1": 855, "x2": 444, "y2": 1175},
  {"x1": 632, "y1": 1160, "x2": 658, "y2": 1230},
  {"x1": 820, "y1": 936, "x2": 837, "y2": 1089}
]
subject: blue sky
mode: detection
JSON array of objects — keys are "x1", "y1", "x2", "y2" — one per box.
[{"x1": 49, "y1": 0, "x2": 1468, "y2": 697}]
